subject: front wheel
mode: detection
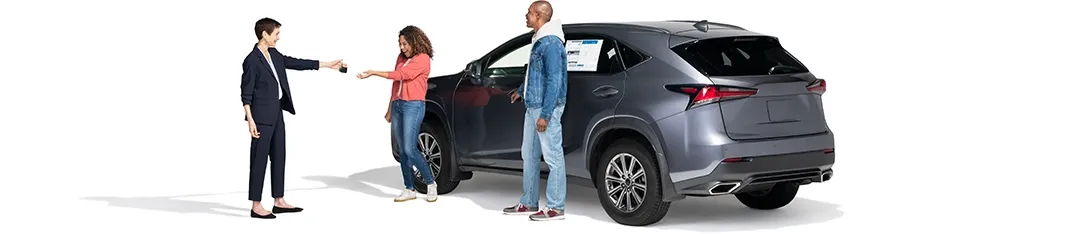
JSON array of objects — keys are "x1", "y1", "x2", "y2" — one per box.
[
  {"x1": 411, "y1": 122, "x2": 460, "y2": 194},
  {"x1": 734, "y1": 181, "x2": 799, "y2": 210},
  {"x1": 595, "y1": 139, "x2": 671, "y2": 226}
]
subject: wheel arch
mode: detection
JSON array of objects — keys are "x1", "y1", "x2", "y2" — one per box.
[
  {"x1": 585, "y1": 115, "x2": 684, "y2": 202},
  {"x1": 421, "y1": 100, "x2": 467, "y2": 182}
]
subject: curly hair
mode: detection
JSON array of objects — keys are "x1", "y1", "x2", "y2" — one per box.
[{"x1": 399, "y1": 25, "x2": 434, "y2": 59}]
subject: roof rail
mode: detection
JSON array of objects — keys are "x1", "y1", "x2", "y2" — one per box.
[
  {"x1": 669, "y1": 20, "x2": 745, "y2": 31},
  {"x1": 566, "y1": 22, "x2": 672, "y2": 34}
]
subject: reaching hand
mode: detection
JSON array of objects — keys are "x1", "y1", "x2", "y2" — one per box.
[
  {"x1": 536, "y1": 117, "x2": 548, "y2": 132},
  {"x1": 357, "y1": 72, "x2": 372, "y2": 79},
  {"x1": 510, "y1": 91, "x2": 521, "y2": 103},
  {"x1": 322, "y1": 59, "x2": 343, "y2": 69},
  {"x1": 248, "y1": 120, "x2": 260, "y2": 139},
  {"x1": 330, "y1": 60, "x2": 344, "y2": 70}
]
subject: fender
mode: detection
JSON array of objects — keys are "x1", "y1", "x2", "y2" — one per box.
[
  {"x1": 584, "y1": 115, "x2": 685, "y2": 202},
  {"x1": 423, "y1": 97, "x2": 468, "y2": 181}
]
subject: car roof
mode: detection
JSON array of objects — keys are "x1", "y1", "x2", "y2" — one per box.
[{"x1": 563, "y1": 20, "x2": 767, "y2": 39}]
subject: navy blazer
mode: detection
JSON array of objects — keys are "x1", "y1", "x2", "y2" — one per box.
[{"x1": 240, "y1": 44, "x2": 320, "y2": 125}]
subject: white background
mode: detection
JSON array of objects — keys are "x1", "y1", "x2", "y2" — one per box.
[{"x1": 2, "y1": 0, "x2": 1075, "y2": 233}]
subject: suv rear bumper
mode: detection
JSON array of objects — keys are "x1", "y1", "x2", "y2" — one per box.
[{"x1": 674, "y1": 149, "x2": 835, "y2": 196}]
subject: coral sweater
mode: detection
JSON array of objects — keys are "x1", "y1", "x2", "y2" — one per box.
[{"x1": 388, "y1": 53, "x2": 431, "y2": 102}]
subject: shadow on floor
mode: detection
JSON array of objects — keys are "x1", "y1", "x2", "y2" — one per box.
[
  {"x1": 81, "y1": 196, "x2": 248, "y2": 217},
  {"x1": 80, "y1": 187, "x2": 327, "y2": 218},
  {"x1": 305, "y1": 166, "x2": 844, "y2": 232}
]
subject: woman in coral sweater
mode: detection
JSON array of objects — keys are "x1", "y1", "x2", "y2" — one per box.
[{"x1": 358, "y1": 25, "x2": 438, "y2": 203}]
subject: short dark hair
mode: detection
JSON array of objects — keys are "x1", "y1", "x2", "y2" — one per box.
[
  {"x1": 254, "y1": 17, "x2": 281, "y2": 40},
  {"x1": 399, "y1": 25, "x2": 434, "y2": 59}
]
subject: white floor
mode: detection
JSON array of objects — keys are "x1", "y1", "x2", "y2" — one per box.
[{"x1": 61, "y1": 144, "x2": 851, "y2": 234}]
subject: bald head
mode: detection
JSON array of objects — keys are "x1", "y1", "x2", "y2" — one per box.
[{"x1": 530, "y1": 1, "x2": 553, "y2": 22}]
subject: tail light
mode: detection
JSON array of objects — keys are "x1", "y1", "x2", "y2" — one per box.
[
  {"x1": 667, "y1": 84, "x2": 757, "y2": 109},
  {"x1": 807, "y1": 79, "x2": 826, "y2": 95}
]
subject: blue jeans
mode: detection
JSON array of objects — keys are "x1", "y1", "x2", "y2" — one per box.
[
  {"x1": 519, "y1": 104, "x2": 566, "y2": 210},
  {"x1": 391, "y1": 100, "x2": 435, "y2": 190}
]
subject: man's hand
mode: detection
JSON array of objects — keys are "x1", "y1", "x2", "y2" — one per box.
[
  {"x1": 384, "y1": 110, "x2": 391, "y2": 123},
  {"x1": 510, "y1": 92, "x2": 521, "y2": 103},
  {"x1": 248, "y1": 120, "x2": 260, "y2": 139},
  {"x1": 536, "y1": 117, "x2": 548, "y2": 132}
]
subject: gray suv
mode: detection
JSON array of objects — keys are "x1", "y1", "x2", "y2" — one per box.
[{"x1": 392, "y1": 20, "x2": 835, "y2": 226}]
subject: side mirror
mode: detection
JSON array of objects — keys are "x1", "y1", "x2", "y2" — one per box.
[{"x1": 464, "y1": 60, "x2": 482, "y2": 79}]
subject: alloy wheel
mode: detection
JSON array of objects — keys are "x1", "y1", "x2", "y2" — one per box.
[
  {"x1": 605, "y1": 153, "x2": 647, "y2": 212},
  {"x1": 413, "y1": 132, "x2": 441, "y2": 180}
]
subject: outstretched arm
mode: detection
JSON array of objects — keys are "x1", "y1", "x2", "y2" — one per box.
[
  {"x1": 281, "y1": 54, "x2": 320, "y2": 70},
  {"x1": 278, "y1": 50, "x2": 341, "y2": 70},
  {"x1": 383, "y1": 54, "x2": 430, "y2": 81}
]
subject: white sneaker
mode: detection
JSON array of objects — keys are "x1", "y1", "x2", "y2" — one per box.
[
  {"x1": 426, "y1": 183, "x2": 438, "y2": 202},
  {"x1": 394, "y1": 189, "x2": 417, "y2": 202}
]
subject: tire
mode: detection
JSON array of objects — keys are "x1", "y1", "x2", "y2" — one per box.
[
  {"x1": 411, "y1": 122, "x2": 460, "y2": 195},
  {"x1": 595, "y1": 139, "x2": 671, "y2": 226},
  {"x1": 734, "y1": 181, "x2": 799, "y2": 210}
]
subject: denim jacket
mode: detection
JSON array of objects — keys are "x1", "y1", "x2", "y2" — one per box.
[{"x1": 519, "y1": 19, "x2": 568, "y2": 120}]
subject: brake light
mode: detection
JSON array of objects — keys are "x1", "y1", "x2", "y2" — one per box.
[
  {"x1": 670, "y1": 85, "x2": 757, "y2": 109},
  {"x1": 807, "y1": 79, "x2": 826, "y2": 95}
]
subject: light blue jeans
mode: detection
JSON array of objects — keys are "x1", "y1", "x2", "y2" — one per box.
[
  {"x1": 519, "y1": 104, "x2": 566, "y2": 210},
  {"x1": 392, "y1": 100, "x2": 435, "y2": 190}
]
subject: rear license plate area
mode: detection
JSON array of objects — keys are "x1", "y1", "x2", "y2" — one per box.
[{"x1": 766, "y1": 99, "x2": 798, "y2": 122}]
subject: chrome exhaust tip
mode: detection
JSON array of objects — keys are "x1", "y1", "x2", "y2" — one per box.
[
  {"x1": 708, "y1": 182, "x2": 742, "y2": 195},
  {"x1": 820, "y1": 170, "x2": 833, "y2": 182}
]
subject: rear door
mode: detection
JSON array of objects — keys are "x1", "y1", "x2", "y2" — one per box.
[
  {"x1": 559, "y1": 32, "x2": 630, "y2": 175},
  {"x1": 561, "y1": 33, "x2": 629, "y2": 152},
  {"x1": 672, "y1": 36, "x2": 829, "y2": 140}
]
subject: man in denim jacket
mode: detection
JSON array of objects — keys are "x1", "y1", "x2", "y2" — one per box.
[{"x1": 502, "y1": 0, "x2": 569, "y2": 222}]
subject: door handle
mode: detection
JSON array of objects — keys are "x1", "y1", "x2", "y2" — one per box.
[{"x1": 592, "y1": 85, "x2": 619, "y2": 98}]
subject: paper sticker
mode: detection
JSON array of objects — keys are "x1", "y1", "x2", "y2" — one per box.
[
  {"x1": 565, "y1": 39, "x2": 604, "y2": 72},
  {"x1": 607, "y1": 48, "x2": 617, "y2": 59}
]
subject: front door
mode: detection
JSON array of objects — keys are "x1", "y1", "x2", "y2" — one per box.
[{"x1": 456, "y1": 36, "x2": 532, "y2": 169}]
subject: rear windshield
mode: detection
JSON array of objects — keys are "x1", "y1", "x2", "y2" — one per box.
[{"x1": 672, "y1": 36, "x2": 808, "y2": 76}]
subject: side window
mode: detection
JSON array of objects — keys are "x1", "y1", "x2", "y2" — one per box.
[
  {"x1": 482, "y1": 41, "x2": 533, "y2": 81},
  {"x1": 616, "y1": 42, "x2": 649, "y2": 69},
  {"x1": 489, "y1": 44, "x2": 533, "y2": 70},
  {"x1": 564, "y1": 33, "x2": 621, "y2": 74}
]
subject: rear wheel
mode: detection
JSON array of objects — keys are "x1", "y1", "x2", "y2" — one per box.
[
  {"x1": 734, "y1": 181, "x2": 799, "y2": 210},
  {"x1": 411, "y1": 122, "x2": 460, "y2": 194},
  {"x1": 595, "y1": 139, "x2": 671, "y2": 226}
]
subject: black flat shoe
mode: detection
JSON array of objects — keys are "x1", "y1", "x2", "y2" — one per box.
[
  {"x1": 272, "y1": 206, "x2": 303, "y2": 213},
  {"x1": 250, "y1": 210, "x2": 276, "y2": 219}
]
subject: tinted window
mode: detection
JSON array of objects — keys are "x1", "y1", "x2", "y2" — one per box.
[
  {"x1": 564, "y1": 34, "x2": 621, "y2": 74},
  {"x1": 673, "y1": 36, "x2": 808, "y2": 76},
  {"x1": 616, "y1": 42, "x2": 649, "y2": 69},
  {"x1": 483, "y1": 40, "x2": 532, "y2": 78},
  {"x1": 489, "y1": 44, "x2": 532, "y2": 69}
]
